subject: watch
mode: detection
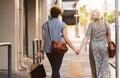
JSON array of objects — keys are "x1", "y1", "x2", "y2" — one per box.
[{"x1": 40, "y1": 50, "x2": 43, "y2": 52}]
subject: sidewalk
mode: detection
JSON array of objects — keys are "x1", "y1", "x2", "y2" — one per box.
[{"x1": 0, "y1": 27, "x2": 116, "y2": 78}]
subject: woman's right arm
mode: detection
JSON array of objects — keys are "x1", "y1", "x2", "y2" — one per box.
[
  {"x1": 62, "y1": 28, "x2": 77, "y2": 53},
  {"x1": 36, "y1": 30, "x2": 45, "y2": 58},
  {"x1": 40, "y1": 30, "x2": 45, "y2": 51}
]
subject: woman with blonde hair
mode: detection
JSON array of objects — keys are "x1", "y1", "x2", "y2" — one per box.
[{"x1": 77, "y1": 9, "x2": 115, "y2": 78}]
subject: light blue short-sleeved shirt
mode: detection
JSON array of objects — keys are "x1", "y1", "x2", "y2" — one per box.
[{"x1": 42, "y1": 18, "x2": 67, "y2": 53}]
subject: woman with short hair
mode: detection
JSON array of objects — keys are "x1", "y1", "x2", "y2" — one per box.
[{"x1": 36, "y1": 6, "x2": 77, "y2": 78}]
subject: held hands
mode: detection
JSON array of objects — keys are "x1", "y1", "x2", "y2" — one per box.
[
  {"x1": 73, "y1": 48, "x2": 78, "y2": 55},
  {"x1": 76, "y1": 48, "x2": 81, "y2": 55},
  {"x1": 73, "y1": 48, "x2": 81, "y2": 55}
]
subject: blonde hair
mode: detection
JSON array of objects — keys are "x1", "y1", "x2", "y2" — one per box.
[{"x1": 91, "y1": 9, "x2": 103, "y2": 22}]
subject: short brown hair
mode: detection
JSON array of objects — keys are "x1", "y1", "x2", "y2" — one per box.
[{"x1": 50, "y1": 6, "x2": 62, "y2": 18}]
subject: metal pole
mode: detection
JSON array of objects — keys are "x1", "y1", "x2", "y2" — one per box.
[
  {"x1": 8, "y1": 45, "x2": 12, "y2": 78},
  {"x1": 115, "y1": 0, "x2": 119, "y2": 78},
  {"x1": 85, "y1": 7, "x2": 87, "y2": 51},
  {"x1": 0, "y1": 42, "x2": 12, "y2": 78},
  {"x1": 24, "y1": 0, "x2": 29, "y2": 57},
  {"x1": 32, "y1": 40, "x2": 35, "y2": 64}
]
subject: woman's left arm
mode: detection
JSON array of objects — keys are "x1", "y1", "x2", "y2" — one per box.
[
  {"x1": 106, "y1": 23, "x2": 112, "y2": 43},
  {"x1": 106, "y1": 24, "x2": 115, "y2": 50}
]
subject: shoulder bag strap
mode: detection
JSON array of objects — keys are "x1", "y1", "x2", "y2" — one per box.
[
  {"x1": 105, "y1": 22, "x2": 108, "y2": 35},
  {"x1": 47, "y1": 22, "x2": 52, "y2": 41}
]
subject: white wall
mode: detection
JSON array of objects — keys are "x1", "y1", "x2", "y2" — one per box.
[
  {"x1": 0, "y1": 0, "x2": 17, "y2": 70},
  {"x1": 41, "y1": 0, "x2": 48, "y2": 25},
  {"x1": 28, "y1": 0, "x2": 36, "y2": 57},
  {"x1": 27, "y1": 0, "x2": 49, "y2": 57}
]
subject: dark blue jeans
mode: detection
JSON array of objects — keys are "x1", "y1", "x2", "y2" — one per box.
[{"x1": 46, "y1": 53, "x2": 64, "y2": 78}]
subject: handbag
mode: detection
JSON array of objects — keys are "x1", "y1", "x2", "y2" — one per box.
[
  {"x1": 47, "y1": 22, "x2": 68, "y2": 54},
  {"x1": 30, "y1": 59, "x2": 47, "y2": 78},
  {"x1": 69, "y1": 60, "x2": 84, "y2": 78},
  {"x1": 108, "y1": 41, "x2": 116, "y2": 58},
  {"x1": 105, "y1": 23, "x2": 116, "y2": 58}
]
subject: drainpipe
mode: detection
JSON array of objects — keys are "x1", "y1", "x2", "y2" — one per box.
[
  {"x1": 18, "y1": 0, "x2": 28, "y2": 69},
  {"x1": 36, "y1": 0, "x2": 42, "y2": 48}
]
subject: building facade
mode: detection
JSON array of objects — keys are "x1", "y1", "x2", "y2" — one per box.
[{"x1": 0, "y1": 0, "x2": 62, "y2": 71}]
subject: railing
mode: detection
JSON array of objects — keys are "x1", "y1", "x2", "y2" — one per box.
[
  {"x1": 109, "y1": 62, "x2": 116, "y2": 69},
  {"x1": 32, "y1": 39, "x2": 44, "y2": 64},
  {"x1": 109, "y1": 58, "x2": 116, "y2": 69},
  {"x1": 0, "y1": 42, "x2": 12, "y2": 78},
  {"x1": 32, "y1": 39, "x2": 39, "y2": 64}
]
